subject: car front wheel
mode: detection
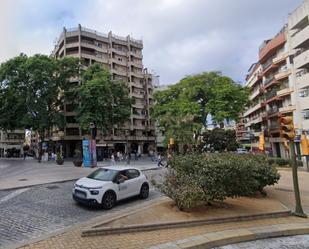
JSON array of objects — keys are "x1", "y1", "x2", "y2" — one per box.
[
  {"x1": 102, "y1": 191, "x2": 116, "y2": 210},
  {"x1": 139, "y1": 183, "x2": 149, "y2": 199}
]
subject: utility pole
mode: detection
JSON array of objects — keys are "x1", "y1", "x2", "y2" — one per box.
[{"x1": 280, "y1": 117, "x2": 307, "y2": 217}]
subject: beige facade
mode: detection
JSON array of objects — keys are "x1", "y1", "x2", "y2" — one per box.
[
  {"x1": 0, "y1": 129, "x2": 25, "y2": 157},
  {"x1": 53, "y1": 25, "x2": 156, "y2": 157},
  {"x1": 289, "y1": 0, "x2": 309, "y2": 132},
  {"x1": 242, "y1": 26, "x2": 295, "y2": 158}
]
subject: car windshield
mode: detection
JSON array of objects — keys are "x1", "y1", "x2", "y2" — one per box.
[{"x1": 87, "y1": 168, "x2": 118, "y2": 181}]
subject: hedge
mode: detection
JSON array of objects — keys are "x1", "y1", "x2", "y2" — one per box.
[
  {"x1": 268, "y1": 157, "x2": 303, "y2": 167},
  {"x1": 157, "y1": 153, "x2": 280, "y2": 210}
]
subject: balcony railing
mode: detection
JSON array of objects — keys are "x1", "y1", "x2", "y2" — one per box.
[
  {"x1": 264, "y1": 76, "x2": 275, "y2": 86},
  {"x1": 265, "y1": 89, "x2": 277, "y2": 100}
]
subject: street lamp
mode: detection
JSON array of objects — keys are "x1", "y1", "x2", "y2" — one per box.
[{"x1": 125, "y1": 129, "x2": 130, "y2": 164}]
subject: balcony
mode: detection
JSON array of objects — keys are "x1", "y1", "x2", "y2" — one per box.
[
  {"x1": 277, "y1": 87, "x2": 293, "y2": 97},
  {"x1": 130, "y1": 60, "x2": 143, "y2": 69},
  {"x1": 273, "y1": 52, "x2": 289, "y2": 65},
  {"x1": 294, "y1": 49, "x2": 309, "y2": 69},
  {"x1": 259, "y1": 31, "x2": 286, "y2": 62},
  {"x1": 132, "y1": 102, "x2": 145, "y2": 109},
  {"x1": 111, "y1": 57, "x2": 127, "y2": 67},
  {"x1": 111, "y1": 69, "x2": 127, "y2": 77},
  {"x1": 130, "y1": 81, "x2": 144, "y2": 89},
  {"x1": 132, "y1": 114, "x2": 146, "y2": 119},
  {"x1": 130, "y1": 50, "x2": 143, "y2": 59},
  {"x1": 249, "y1": 88, "x2": 261, "y2": 100},
  {"x1": 274, "y1": 69, "x2": 291, "y2": 81},
  {"x1": 243, "y1": 103, "x2": 262, "y2": 117},
  {"x1": 264, "y1": 77, "x2": 279, "y2": 90},
  {"x1": 279, "y1": 105, "x2": 296, "y2": 114},
  {"x1": 131, "y1": 92, "x2": 144, "y2": 99},
  {"x1": 291, "y1": 25, "x2": 309, "y2": 49},
  {"x1": 245, "y1": 116, "x2": 263, "y2": 127},
  {"x1": 295, "y1": 71, "x2": 309, "y2": 90},
  {"x1": 247, "y1": 72, "x2": 263, "y2": 88},
  {"x1": 262, "y1": 62, "x2": 278, "y2": 75},
  {"x1": 111, "y1": 48, "x2": 127, "y2": 56}
]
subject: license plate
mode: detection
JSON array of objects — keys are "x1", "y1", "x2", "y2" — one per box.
[{"x1": 75, "y1": 190, "x2": 86, "y2": 199}]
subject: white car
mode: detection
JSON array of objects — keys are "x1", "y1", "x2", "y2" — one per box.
[
  {"x1": 236, "y1": 148, "x2": 248, "y2": 154},
  {"x1": 72, "y1": 166, "x2": 150, "y2": 209}
]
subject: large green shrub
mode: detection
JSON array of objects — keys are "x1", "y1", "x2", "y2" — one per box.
[{"x1": 158, "y1": 153, "x2": 280, "y2": 210}]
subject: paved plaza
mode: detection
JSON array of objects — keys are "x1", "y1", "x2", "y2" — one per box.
[{"x1": 0, "y1": 157, "x2": 160, "y2": 190}]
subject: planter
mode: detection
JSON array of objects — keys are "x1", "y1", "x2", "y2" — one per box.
[
  {"x1": 56, "y1": 159, "x2": 64, "y2": 165},
  {"x1": 73, "y1": 159, "x2": 83, "y2": 167}
]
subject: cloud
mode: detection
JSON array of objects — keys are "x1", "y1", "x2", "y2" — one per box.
[{"x1": 0, "y1": 0, "x2": 304, "y2": 84}]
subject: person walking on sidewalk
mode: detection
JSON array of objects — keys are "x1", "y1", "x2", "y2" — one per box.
[
  {"x1": 157, "y1": 153, "x2": 164, "y2": 167},
  {"x1": 111, "y1": 154, "x2": 115, "y2": 165}
]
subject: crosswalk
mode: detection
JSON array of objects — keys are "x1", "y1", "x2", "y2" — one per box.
[{"x1": 0, "y1": 188, "x2": 29, "y2": 204}]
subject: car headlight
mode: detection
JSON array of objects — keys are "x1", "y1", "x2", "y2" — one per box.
[{"x1": 90, "y1": 190, "x2": 100, "y2": 195}]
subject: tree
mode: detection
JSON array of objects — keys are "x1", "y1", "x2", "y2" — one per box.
[
  {"x1": 152, "y1": 72, "x2": 249, "y2": 147},
  {"x1": 201, "y1": 128, "x2": 239, "y2": 152},
  {"x1": 0, "y1": 54, "x2": 80, "y2": 160},
  {"x1": 71, "y1": 63, "x2": 132, "y2": 141}
]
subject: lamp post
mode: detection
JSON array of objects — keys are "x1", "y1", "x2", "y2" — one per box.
[{"x1": 125, "y1": 129, "x2": 130, "y2": 164}]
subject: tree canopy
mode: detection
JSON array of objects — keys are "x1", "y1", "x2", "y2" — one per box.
[
  {"x1": 152, "y1": 71, "x2": 249, "y2": 145},
  {"x1": 69, "y1": 63, "x2": 132, "y2": 136},
  {"x1": 0, "y1": 54, "x2": 80, "y2": 139}
]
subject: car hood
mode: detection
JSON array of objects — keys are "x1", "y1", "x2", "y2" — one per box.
[{"x1": 75, "y1": 177, "x2": 111, "y2": 189}]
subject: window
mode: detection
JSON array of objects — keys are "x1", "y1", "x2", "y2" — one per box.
[
  {"x1": 126, "y1": 169, "x2": 140, "y2": 179},
  {"x1": 302, "y1": 110, "x2": 309, "y2": 120},
  {"x1": 299, "y1": 88, "x2": 309, "y2": 97}
]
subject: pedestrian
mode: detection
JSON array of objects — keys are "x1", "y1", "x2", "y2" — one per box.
[
  {"x1": 157, "y1": 153, "x2": 164, "y2": 167},
  {"x1": 111, "y1": 154, "x2": 115, "y2": 165},
  {"x1": 126, "y1": 152, "x2": 131, "y2": 165}
]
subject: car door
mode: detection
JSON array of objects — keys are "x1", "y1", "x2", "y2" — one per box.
[
  {"x1": 125, "y1": 169, "x2": 142, "y2": 196},
  {"x1": 116, "y1": 170, "x2": 130, "y2": 200}
]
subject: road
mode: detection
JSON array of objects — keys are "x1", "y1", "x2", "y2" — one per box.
[
  {"x1": 216, "y1": 235, "x2": 309, "y2": 248},
  {"x1": 0, "y1": 169, "x2": 164, "y2": 249}
]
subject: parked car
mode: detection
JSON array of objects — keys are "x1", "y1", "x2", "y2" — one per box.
[
  {"x1": 72, "y1": 166, "x2": 149, "y2": 209},
  {"x1": 236, "y1": 148, "x2": 249, "y2": 154}
]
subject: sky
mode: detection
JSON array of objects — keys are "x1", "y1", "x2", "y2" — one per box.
[{"x1": 0, "y1": 0, "x2": 304, "y2": 85}]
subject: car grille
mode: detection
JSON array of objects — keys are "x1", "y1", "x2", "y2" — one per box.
[{"x1": 75, "y1": 189, "x2": 87, "y2": 198}]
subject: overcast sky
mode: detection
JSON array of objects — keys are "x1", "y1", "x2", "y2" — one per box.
[{"x1": 0, "y1": 0, "x2": 303, "y2": 85}]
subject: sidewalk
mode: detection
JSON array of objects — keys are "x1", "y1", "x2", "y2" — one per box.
[
  {"x1": 12, "y1": 168, "x2": 309, "y2": 249},
  {"x1": 0, "y1": 158, "x2": 159, "y2": 190}
]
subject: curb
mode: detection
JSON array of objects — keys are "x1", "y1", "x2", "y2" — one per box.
[
  {"x1": 0, "y1": 167, "x2": 160, "y2": 191},
  {"x1": 148, "y1": 222, "x2": 309, "y2": 249},
  {"x1": 81, "y1": 209, "x2": 291, "y2": 237}
]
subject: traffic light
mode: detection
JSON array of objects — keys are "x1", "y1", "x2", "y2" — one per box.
[
  {"x1": 258, "y1": 133, "x2": 265, "y2": 151},
  {"x1": 300, "y1": 134, "x2": 309, "y2": 156},
  {"x1": 280, "y1": 116, "x2": 295, "y2": 140}
]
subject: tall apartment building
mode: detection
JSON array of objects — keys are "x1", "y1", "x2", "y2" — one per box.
[
  {"x1": 289, "y1": 0, "x2": 309, "y2": 134},
  {"x1": 52, "y1": 25, "x2": 155, "y2": 158},
  {"x1": 243, "y1": 26, "x2": 295, "y2": 158}
]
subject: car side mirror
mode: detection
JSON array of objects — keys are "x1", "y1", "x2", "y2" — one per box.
[{"x1": 117, "y1": 178, "x2": 125, "y2": 184}]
